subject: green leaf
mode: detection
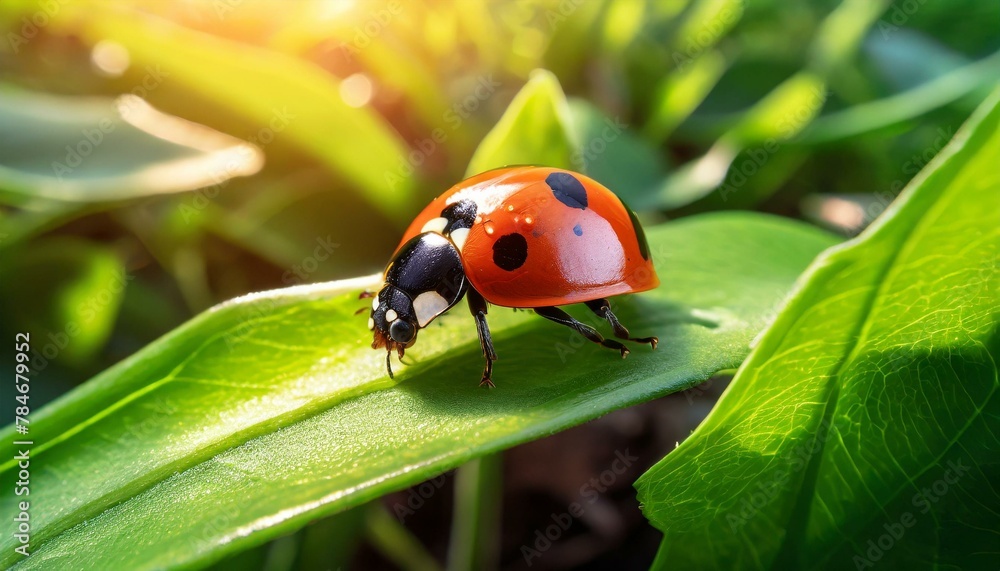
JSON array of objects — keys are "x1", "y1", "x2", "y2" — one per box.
[
  {"x1": 798, "y1": 49, "x2": 1000, "y2": 145},
  {"x1": 0, "y1": 212, "x2": 837, "y2": 570},
  {"x1": 863, "y1": 29, "x2": 970, "y2": 92},
  {"x1": 654, "y1": 0, "x2": 891, "y2": 210},
  {"x1": 0, "y1": 89, "x2": 262, "y2": 202},
  {"x1": 58, "y1": 6, "x2": 416, "y2": 223},
  {"x1": 643, "y1": 50, "x2": 728, "y2": 144},
  {"x1": 725, "y1": 72, "x2": 828, "y2": 145},
  {"x1": 466, "y1": 69, "x2": 578, "y2": 174},
  {"x1": 669, "y1": 0, "x2": 744, "y2": 55},
  {"x1": 650, "y1": 71, "x2": 829, "y2": 211},
  {"x1": 636, "y1": 90, "x2": 1000, "y2": 569}
]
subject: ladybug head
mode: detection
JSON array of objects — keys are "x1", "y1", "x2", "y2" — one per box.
[
  {"x1": 369, "y1": 232, "x2": 468, "y2": 378},
  {"x1": 369, "y1": 286, "x2": 419, "y2": 351}
]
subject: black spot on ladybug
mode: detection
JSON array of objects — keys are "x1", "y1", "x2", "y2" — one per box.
[
  {"x1": 625, "y1": 204, "x2": 650, "y2": 260},
  {"x1": 492, "y1": 233, "x2": 528, "y2": 271},
  {"x1": 440, "y1": 199, "x2": 478, "y2": 232},
  {"x1": 573, "y1": 224, "x2": 583, "y2": 236},
  {"x1": 546, "y1": 172, "x2": 588, "y2": 210}
]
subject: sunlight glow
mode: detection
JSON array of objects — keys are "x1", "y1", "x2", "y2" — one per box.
[
  {"x1": 91, "y1": 40, "x2": 130, "y2": 76},
  {"x1": 340, "y1": 73, "x2": 374, "y2": 108}
]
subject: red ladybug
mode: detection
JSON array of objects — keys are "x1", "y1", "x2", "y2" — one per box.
[{"x1": 367, "y1": 166, "x2": 659, "y2": 386}]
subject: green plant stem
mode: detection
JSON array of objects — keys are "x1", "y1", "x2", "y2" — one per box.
[
  {"x1": 446, "y1": 454, "x2": 503, "y2": 571},
  {"x1": 365, "y1": 504, "x2": 443, "y2": 571}
]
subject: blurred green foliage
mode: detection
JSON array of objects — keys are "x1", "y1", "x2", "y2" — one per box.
[
  {"x1": 1, "y1": 0, "x2": 997, "y2": 400},
  {"x1": 0, "y1": 0, "x2": 998, "y2": 568}
]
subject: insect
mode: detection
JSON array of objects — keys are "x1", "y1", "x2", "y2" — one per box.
[{"x1": 366, "y1": 166, "x2": 659, "y2": 387}]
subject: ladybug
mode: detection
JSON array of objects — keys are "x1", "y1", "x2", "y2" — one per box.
[{"x1": 367, "y1": 166, "x2": 659, "y2": 387}]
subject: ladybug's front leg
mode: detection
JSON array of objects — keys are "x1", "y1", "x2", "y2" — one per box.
[{"x1": 467, "y1": 287, "x2": 497, "y2": 388}]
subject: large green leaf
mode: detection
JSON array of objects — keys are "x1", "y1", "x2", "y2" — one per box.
[
  {"x1": 636, "y1": 91, "x2": 1000, "y2": 569},
  {"x1": 0, "y1": 212, "x2": 837, "y2": 570}
]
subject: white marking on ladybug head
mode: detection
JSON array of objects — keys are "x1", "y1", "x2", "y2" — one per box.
[
  {"x1": 372, "y1": 296, "x2": 379, "y2": 311},
  {"x1": 421, "y1": 217, "x2": 448, "y2": 234},
  {"x1": 367, "y1": 317, "x2": 375, "y2": 330},
  {"x1": 450, "y1": 227, "x2": 470, "y2": 251},
  {"x1": 413, "y1": 290, "x2": 450, "y2": 327},
  {"x1": 385, "y1": 309, "x2": 398, "y2": 322}
]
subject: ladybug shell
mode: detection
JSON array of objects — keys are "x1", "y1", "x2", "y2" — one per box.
[{"x1": 398, "y1": 167, "x2": 659, "y2": 308}]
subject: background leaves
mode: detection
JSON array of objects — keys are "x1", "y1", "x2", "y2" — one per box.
[
  {"x1": 636, "y1": 89, "x2": 1000, "y2": 570},
  {"x1": 0, "y1": 89, "x2": 262, "y2": 203},
  {"x1": 1, "y1": 0, "x2": 998, "y2": 568}
]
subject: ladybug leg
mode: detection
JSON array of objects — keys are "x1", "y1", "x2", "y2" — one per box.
[
  {"x1": 533, "y1": 306, "x2": 630, "y2": 358},
  {"x1": 468, "y1": 288, "x2": 498, "y2": 388},
  {"x1": 585, "y1": 299, "x2": 658, "y2": 350}
]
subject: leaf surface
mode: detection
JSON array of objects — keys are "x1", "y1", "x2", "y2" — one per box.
[{"x1": 1, "y1": 213, "x2": 837, "y2": 570}]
